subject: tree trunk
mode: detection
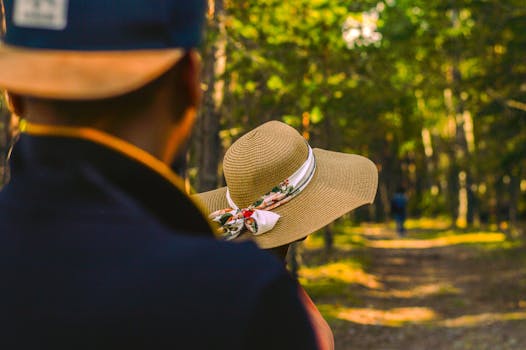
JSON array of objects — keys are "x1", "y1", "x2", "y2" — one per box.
[
  {"x1": 195, "y1": 0, "x2": 226, "y2": 192},
  {"x1": 378, "y1": 176, "x2": 390, "y2": 223},
  {"x1": 287, "y1": 242, "x2": 303, "y2": 280},
  {"x1": 508, "y1": 172, "x2": 520, "y2": 237},
  {"x1": 421, "y1": 127, "x2": 435, "y2": 189},
  {"x1": 286, "y1": 111, "x2": 313, "y2": 276},
  {"x1": 443, "y1": 8, "x2": 473, "y2": 228},
  {"x1": 323, "y1": 224, "x2": 334, "y2": 255}
]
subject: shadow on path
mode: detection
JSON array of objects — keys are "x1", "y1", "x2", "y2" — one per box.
[{"x1": 302, "y1": 223, "x2": 526, "y2": 350}]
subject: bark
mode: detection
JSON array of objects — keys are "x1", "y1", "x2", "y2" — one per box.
[
  {"x1": 286, "y1": 111, "x2": 312, "y2": 275},
  {"x1": 195, "y1": 0, "x2": 226, "y2": 192},
  {"x1": 323, "y1": 224, "x2": 334, "y2": 255},
  {"x1": 421, "y1": 127, "x2": 435, "y2": 189},
  {"x1": 378, "y1": 180, "x2": 390, "y2": 222},
  {"x1": 287, "y1": 242, "x2": 302, "y2": 280},
  {"x1": 443, "y1": 8, "x2": 473, "y2": 228},
  {"x1": 508, "y1": 172, "x2": 520, "y2": 237}
]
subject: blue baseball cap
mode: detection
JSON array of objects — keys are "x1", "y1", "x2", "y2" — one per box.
[{"x1": 0, "y1": 0, "x2": 207, "y2": 99}]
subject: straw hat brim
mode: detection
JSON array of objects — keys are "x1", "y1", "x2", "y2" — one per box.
[
  {"x1": 196, "y1": 148, "x2": 378, "y2": 249},
  {"x1": 0, "y1": 44, "x2": 185, "y2": 100}
]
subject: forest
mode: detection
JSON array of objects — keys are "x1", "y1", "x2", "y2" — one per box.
[
  {"x1": 1, "y1": 0, "x2": 524, "y2": 230},
  {"x1": 189, "y1": 0, "x2": 526, "y2": 234}
]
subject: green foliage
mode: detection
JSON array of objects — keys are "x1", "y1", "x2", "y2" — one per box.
[{"x1": 198, "y1": 0, "x2": 526, "y2": 221}]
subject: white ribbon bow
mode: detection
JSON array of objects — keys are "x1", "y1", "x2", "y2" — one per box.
[{"x1": 210, "y1": 144, "x2": 316, "y2": 240}]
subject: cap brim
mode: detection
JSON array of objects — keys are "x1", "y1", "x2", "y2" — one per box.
[
  {"x1": 195, "y1": 149, "x2": 378, "y2": 249},
  {"x1": 0, "y1": 44, "x2": 185, "y2": 100}
]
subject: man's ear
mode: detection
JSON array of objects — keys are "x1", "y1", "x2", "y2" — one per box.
[
  {"x1": 171, "y1": 49, "x2": 202, "y2": 135},
  {"x1": 182, "y1": 49, "x2": 202, "y2": 110},
  {"x1": 167, "y1": 49, "x2": 202, "y2": 123},
  {"x1": 159, "y1": 51, "x2": 202, "y2": 164},
  {"x1": 4, "y1": 92, "x2": 24, "y2": 117}
]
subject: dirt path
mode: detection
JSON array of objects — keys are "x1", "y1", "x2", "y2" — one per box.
[{"x1": 306, "y1": 225, "x2": 526, "y2": 350}]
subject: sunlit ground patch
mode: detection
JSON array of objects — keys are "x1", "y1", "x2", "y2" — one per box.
[
  {"x1": 405, "y1": 217, "x2": 452, "y2": 230},
  {"x1": 299, "y1": 260, "x2": 383, "y2": 292},
  {"x1": 369, "y1": 282, "x2": 461, "y2": 299},
  {"x1": 383, "y1": 274, "x2": 412, "y2": 283},
  {"x1": 440, "y1": 311, "x2": 526, "y2": 327},
  {"x1": 320, "y1": 307, "x2": 526, "y2": 328},
  {"x1": 357, "y1": 223, "x2": 387, "y2": 238},
  {"x1": 367, "y1": 232, "x2": 506, "y2": 249},
  {"x1": 305, "y1": 226, "x2": 367, "y2": 250},
  {"x1": 319, "y1": 304, "x2": 437, "y2": 327}
]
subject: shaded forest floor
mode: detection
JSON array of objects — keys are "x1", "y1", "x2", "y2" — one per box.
[{"x1": 299, "y1": 219, "x2": 526, "y2": 350}]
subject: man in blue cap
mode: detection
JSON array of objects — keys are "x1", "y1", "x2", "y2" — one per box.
[{"x1": 0, "y1": 1, "x2": 318, "y2": 349}]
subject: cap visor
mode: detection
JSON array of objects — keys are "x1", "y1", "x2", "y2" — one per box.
[{"x1": 0, "y1": 44, "x2": 185, "y2": 100}]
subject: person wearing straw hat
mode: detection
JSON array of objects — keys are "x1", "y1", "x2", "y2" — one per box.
[
  {"x1": 197, "y1": 120, "x2": 379, "y2": 350},
  {"x1": 0, "y1": 1, "x2": 319, "y2": 349}
]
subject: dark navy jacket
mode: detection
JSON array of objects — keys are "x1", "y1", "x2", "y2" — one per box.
[{"x1": 0, "y1": 131, "x2": 317, "y2": 349}]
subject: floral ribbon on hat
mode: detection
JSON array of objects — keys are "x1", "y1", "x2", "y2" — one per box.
[{"x1": 209, "y1": 144, "x2": 316, "y2": 240}]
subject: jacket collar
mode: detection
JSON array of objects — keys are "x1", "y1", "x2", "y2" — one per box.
[{"x1": 16, "y1": 121, "x2": 215, "y2": 237}]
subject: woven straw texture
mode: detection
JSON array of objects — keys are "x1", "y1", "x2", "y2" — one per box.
[{"x1": 196, "y1": 121, "x2": 378, "y2": 249}]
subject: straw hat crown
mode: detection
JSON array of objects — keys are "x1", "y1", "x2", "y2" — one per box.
[
  {"x1": 224, "y1": 121, "x2": 308, "y2": 208},
  {"x1": 197, "y1": 120, "x2": 378, "y2": 249}
]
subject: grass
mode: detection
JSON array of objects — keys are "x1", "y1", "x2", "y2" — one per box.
[
  {"x1": 299, "y1": 259, "x2": 382, "y2": 300},
  {"x1": 298, "y1": 217, "x2": 526, "y2": 331},
  {"x1": 299, "y1": 218, "x2": 376, "y2": 302}
]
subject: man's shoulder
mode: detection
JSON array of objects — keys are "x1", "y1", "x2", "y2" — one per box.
[{"x1": 155, "y1": 233, "x2": 286, "y2": 283}]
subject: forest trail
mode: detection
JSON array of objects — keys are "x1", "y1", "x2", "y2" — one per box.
[{"x1": 301, "y1": 222, "x2": 526, "y2": 350}]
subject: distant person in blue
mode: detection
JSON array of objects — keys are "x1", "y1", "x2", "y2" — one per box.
[
  {"x1": 0, "y1": 1, "x2": 318, "y2": 349},
  {"x1": 391, "y1": 186, "x2": 408, "y2": 236}
]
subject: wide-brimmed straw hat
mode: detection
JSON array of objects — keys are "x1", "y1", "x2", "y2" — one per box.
[
  {"x1": 196, "y1": 121, "x2": 378, "y2": 249},
  {"x1": 0, "y1": 0, "x2": 206, "y2": 99}
]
